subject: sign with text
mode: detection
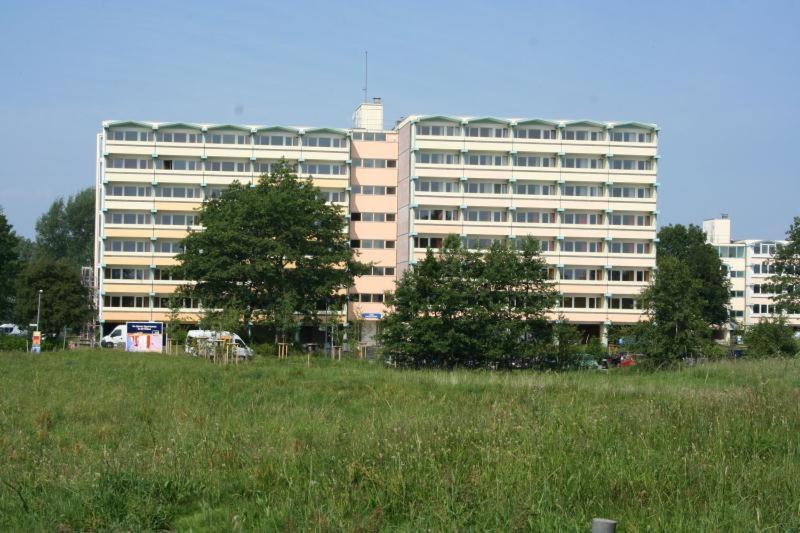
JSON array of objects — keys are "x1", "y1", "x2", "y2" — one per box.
[
  {"x1": 361, "y1": 313, "x2": 382, "y2": 320},
  {"x1": 125, "y1": 322, "x2": 164, "y2": 352},
  {"x1": 31, "y1": 331, "x2": 41, "y2": 353}
]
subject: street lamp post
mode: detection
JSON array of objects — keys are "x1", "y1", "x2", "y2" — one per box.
[{"x1": 36, "y1": 289, "x2": 43, "y2": 330}]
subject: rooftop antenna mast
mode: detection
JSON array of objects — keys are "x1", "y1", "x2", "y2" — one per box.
[{"x1": 363, "y1": 50, "x2": 368, "y2": 102}]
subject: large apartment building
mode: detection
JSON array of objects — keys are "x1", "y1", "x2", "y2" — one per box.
[
  {"x1": 704, "y1": 215, "x2": 800, "y2": 336},
  {"x1": 95, "y1": 99, "x2": 659, "y2": 344}
]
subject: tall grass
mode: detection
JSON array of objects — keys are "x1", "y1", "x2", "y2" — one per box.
[{"x1": 0, "y1": 351, "x2": 798, "y2": 531}]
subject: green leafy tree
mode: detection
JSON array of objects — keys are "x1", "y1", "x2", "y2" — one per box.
[
  {"x1": 551, "y1": 317, "x2": 582, "y2": 369},
  {"x1": 767, "y1": 216, "x2": 800, "y2": 314},
  {"x1": 657, "y1": 224, "x2": 731, "y2": 326},
  {"x1": 14, "y1": 259, "x2": 93, "y2": 337},
  {"x1": 176, "y1": 162, "x2": 367, "y2": 341},
  {"x1": 0, "y1": 208, "x2": 22, "y2": 320},
  {"x1": 379, "y1": 235, "x2": 556, "y2": 367},
  {"x1": 34, "y1": 187, "x2": 95, "y2": 267},
  {"x1": 745, "y1": 317, "x2": 798, "y2": 358},
  {"x1": 640, "y1": 255, "x2": 710, "y2": 365}
]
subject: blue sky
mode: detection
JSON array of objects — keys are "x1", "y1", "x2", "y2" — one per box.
[{"x1": 0, "y1": 0, "x2": 798, "y2": 240}]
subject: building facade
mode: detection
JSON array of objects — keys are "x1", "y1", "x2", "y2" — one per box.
[
  {"x1": 704, "y1": 216, "x2": 800, "y2": 336},
  {"x1": 95, "y1": 100, "x2": 659, "y2": 344}
]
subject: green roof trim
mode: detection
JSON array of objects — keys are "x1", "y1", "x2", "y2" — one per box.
[
  {"x1": 464, "y1": 117, "x2": 511, "y2": 125},
  {"x1": 158, "y1": 122, "x2": 203, "y2": 131},
  {"x1": 205, "y1": 124, "x2": 252, "y2": 132},
  {"x1": 416, "y1": 115, "x2": 462, "y2": 124},
  {"x1": 609, "y1": 121, "x2": 658, "y2": 131},
  {"x1": 564, "y1": 120, "x2": 606, "y2": 128},
  {"x1": 104, "y1": 120, "x2": 155, "y2": 129},
  {"x1": 252, "y1": 126, "x2": 301, "y2": 134},
  {"x1": 303, "y1": 127, "x2": 348, "y2": 136},
  {"x1": 515, "y1": 118, "x2": 559, "y2": 127}
]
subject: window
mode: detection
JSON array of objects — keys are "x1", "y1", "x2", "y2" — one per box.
[
  {"x1": 611, "y1": 131, "x2": 652, "y2": 143},
  {"x1": 610, "y1": 297, "x2": 641, "y2": 310},
  {"x1": 106, "y1": 184, "x2": 151, "y2": 197},
  {"x1": 611, "y1": 158, "x2": 652, "y2": 171},
  {"x1": 416, "y1": 124, "x2": 461, "y2": 136},
  {"x1": 563, "y1": 130, "x2": 603, "y2": 141},
  {"x1": 516, "y1": 155, "x2": 556, "y2": 167},
  {"x1": 350, "y1": 239, "x2": 394, "y2": 249},
  {"x1": 300, "y1": 162, "x2": 346, "y2": 175},
  {"x1": 610, "y1": 241, "x2": 651, "y2": 254},
  {"x1": 465, "y1": 126, "x2": 509, "y2": 138},
  {"x1": 730, "y1": 290, "x2": 745, "y2": 298},
  {"x1": 417, "y1": 208, "x2": 459, "y2": 221},
  {"x1": 254, "y1": 134, "x2": 299, "y2": 146},
  {"x1": 207, "y1": 160, "x2": 248, "y2": 172},
  {"x1": 104, "y1": 267, "x2": 149, "y2": 280},
  {"x1": 564, "y1": 185, "x2": 602, "y2": 197},
  {"x1": 562, "y1": 212, "x2": 602, "y2": 225},
  {"x1": 351, "y1": 185, "x2": 396, "y2": 195},
  {"x1": 109, "y1": 129, "x2": 152, "y2": 142},
  {"x1": 753, "y1": 243, "x2": 777, "y2": 255},
  {"x1": 106, "y1": 240, "x2": 150, "y2": 253},
  {"x1": 515, "y1": 182, "x2": 553, "y2": 195},
  {"x1": 159, "y1": 131, "x2": 202, "y2": 143},
  {"x1": 103, "y1": 295, "x2": 149, "y2": 308},
  {"x1": 561, "y1": 296, "x2": 601, "y2": 309},
  {"x1": 514, "y1": 128, "x2": 557, "y2": 140},
  {"x1": 415, "y1": 180, "x2": 458, "y2": 193},
  {"x1": 611, "y1": 186, "x2": 652, "y2": 198},
  {"x1": 524, "y1": 239, "x2": 555, "y2": 252},
  {"x1": 716, "y1": 245, "x2": 746, "y2": 258},
  {"x1": 562, "y1": 240, "x2": 602, "y2": 253},
  {"x1": 418, "y1": 152, "x2": 459, "y2": 164},
  {"x1": 350, "y1": 293, "x2": 385, "y2": 303},
  {"x1": 153, "y1": 268, "x2": 181, "y2": 281},
  {"x1": 156, "y1": 159, "x2": 201, "y2": 171},
  {"x1": 465, "y1": 209, "x2": 507, "y2": 222},
  {"x1": 752, "y1": 304, "x2": 776, "y2": 314},
  {"x1": 208, "y1": 132, "x2": 249, "y2": 145},
  {"x1": 152, "y1": 296, "x2": 200, "y2": 309},
  {"x1": 106, "y1": 212, "x2": 151, "y2": 225},
  {"x1": 156, "y1": 213, "x2": 198, "y2": 226},
  {"x1": 564, "y1": 157, "x2": 602, "y2": 169},
  {"x1": 304, "y1": 136, "x2": 347, "y2": 148},
  {"x1": 353, "y1": 159, "x2": 397, "y2": 168},
  {"x1": 729, "y1": 270, "x2": 745, "y2": 279},
  {"x1": 609, "y1": 269, "x2": 650, "y2": 282},
  {"x1": 368, "y1": 266, "x2": 396, "y2": 276},
  {"x1": 610, "y1": 214, "x2": 651, "y2": 226},
  {"x1": 414, "y1": 236, "x2": 444, "y2": 249},
  {"x1": 467, "y1": 153, "x2": 508, "y2": 166},
  {"x1": 514, "y1": 210, "x2": 554, "y2": 224},
  {"x1": 465, "y1": 182, "x2": 508, "y2": 194},
  {"x1": 107, "y1": 158, "x2": 152, "y2": 170},
  {"x1": 351, "y1": 212, "x2": 395, "y2": 222},
  {"x1": 466, "y1": 236, "x2": 504, "y2": 250},
  {"x1": 320, "y1": 189, "x2": 345, "y2": 203},
  {"x1": 352, "y1": 131, "x2": 388, "y2": 141},
  {"x1": 562, "y1": 268, "x2": 601, "y2": 281},
  {"x1": 155, "y1": 186, "x2": 201, "y2": 199},
  {"x1": 155, "y1": 240, "x2": 183, "y2": 253}
]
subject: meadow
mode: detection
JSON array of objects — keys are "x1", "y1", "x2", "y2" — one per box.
[{"x1": 0, "y1": 351, "x2": 798, "y2": 531}]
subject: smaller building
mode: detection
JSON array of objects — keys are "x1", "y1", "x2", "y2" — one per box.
[{"x1": 704, "y1": 215, "x2": 800, "y2": 337}]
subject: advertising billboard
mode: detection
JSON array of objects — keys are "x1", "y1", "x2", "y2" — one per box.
[{"x1": 125, "y1": 322, "x2": 164, "y2": 352}]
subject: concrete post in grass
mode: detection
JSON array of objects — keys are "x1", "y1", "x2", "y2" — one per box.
[{"x1": 591, "y1": 518, "x2": 617, "y2": 533}]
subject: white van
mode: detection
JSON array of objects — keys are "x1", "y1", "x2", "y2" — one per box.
[
  {"x1": 185, "y1": 330, "x2": 253, "y2": 359},
  {"x1": 100, "y1": 325, "x2": 127, "y2": 348},
  {"x1": 0, "y1": 324, "x2": 25, "y2": 336}
]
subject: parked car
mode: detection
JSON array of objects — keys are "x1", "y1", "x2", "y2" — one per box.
[{"x1": 0, "y1": 324, "x2": 26, "y2": 337}]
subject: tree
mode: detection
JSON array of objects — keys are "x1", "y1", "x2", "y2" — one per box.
[
  {"x1": 744, "y1": 317, "x2": 798, "y2": 358},
  {"x1": 0, "y1": 208, "x2": 21, "y2": 320},
  {"x1": 768, "y1": 216, "x2": 800, "y2": 314},
  {"x1": 657, "y1": 224, "x2": 731, "y2": 326},
  {"x1": 34, "y1": 187, "x2": 95, "y2": 267},
  {"x1": 14, "y1": 259, "x2": 93, "y2": 337},
  {"x1": 176, "y1": 162, "x2": 367, "y2": 341},
  {"x1": 379, "y1": 235, "x2": 557, "y2": 367},
  {"x1": 640, "y1": 255, "x2": 710, "y2": 365},
  {"x1": 551, "y1": 317, "x2": 582, "y2": 369}
]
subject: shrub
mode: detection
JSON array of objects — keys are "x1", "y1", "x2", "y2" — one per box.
[
  {"x1": 0, "y1": 334, "x2": 28, "y2": 351},
  {"x1": 745, "y1": 317, "x2": 798, "y2": 358}
]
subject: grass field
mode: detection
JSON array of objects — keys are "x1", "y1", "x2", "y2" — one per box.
[{"x1": 0, "y1": 351, "x2": 798, "y2": 531}]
